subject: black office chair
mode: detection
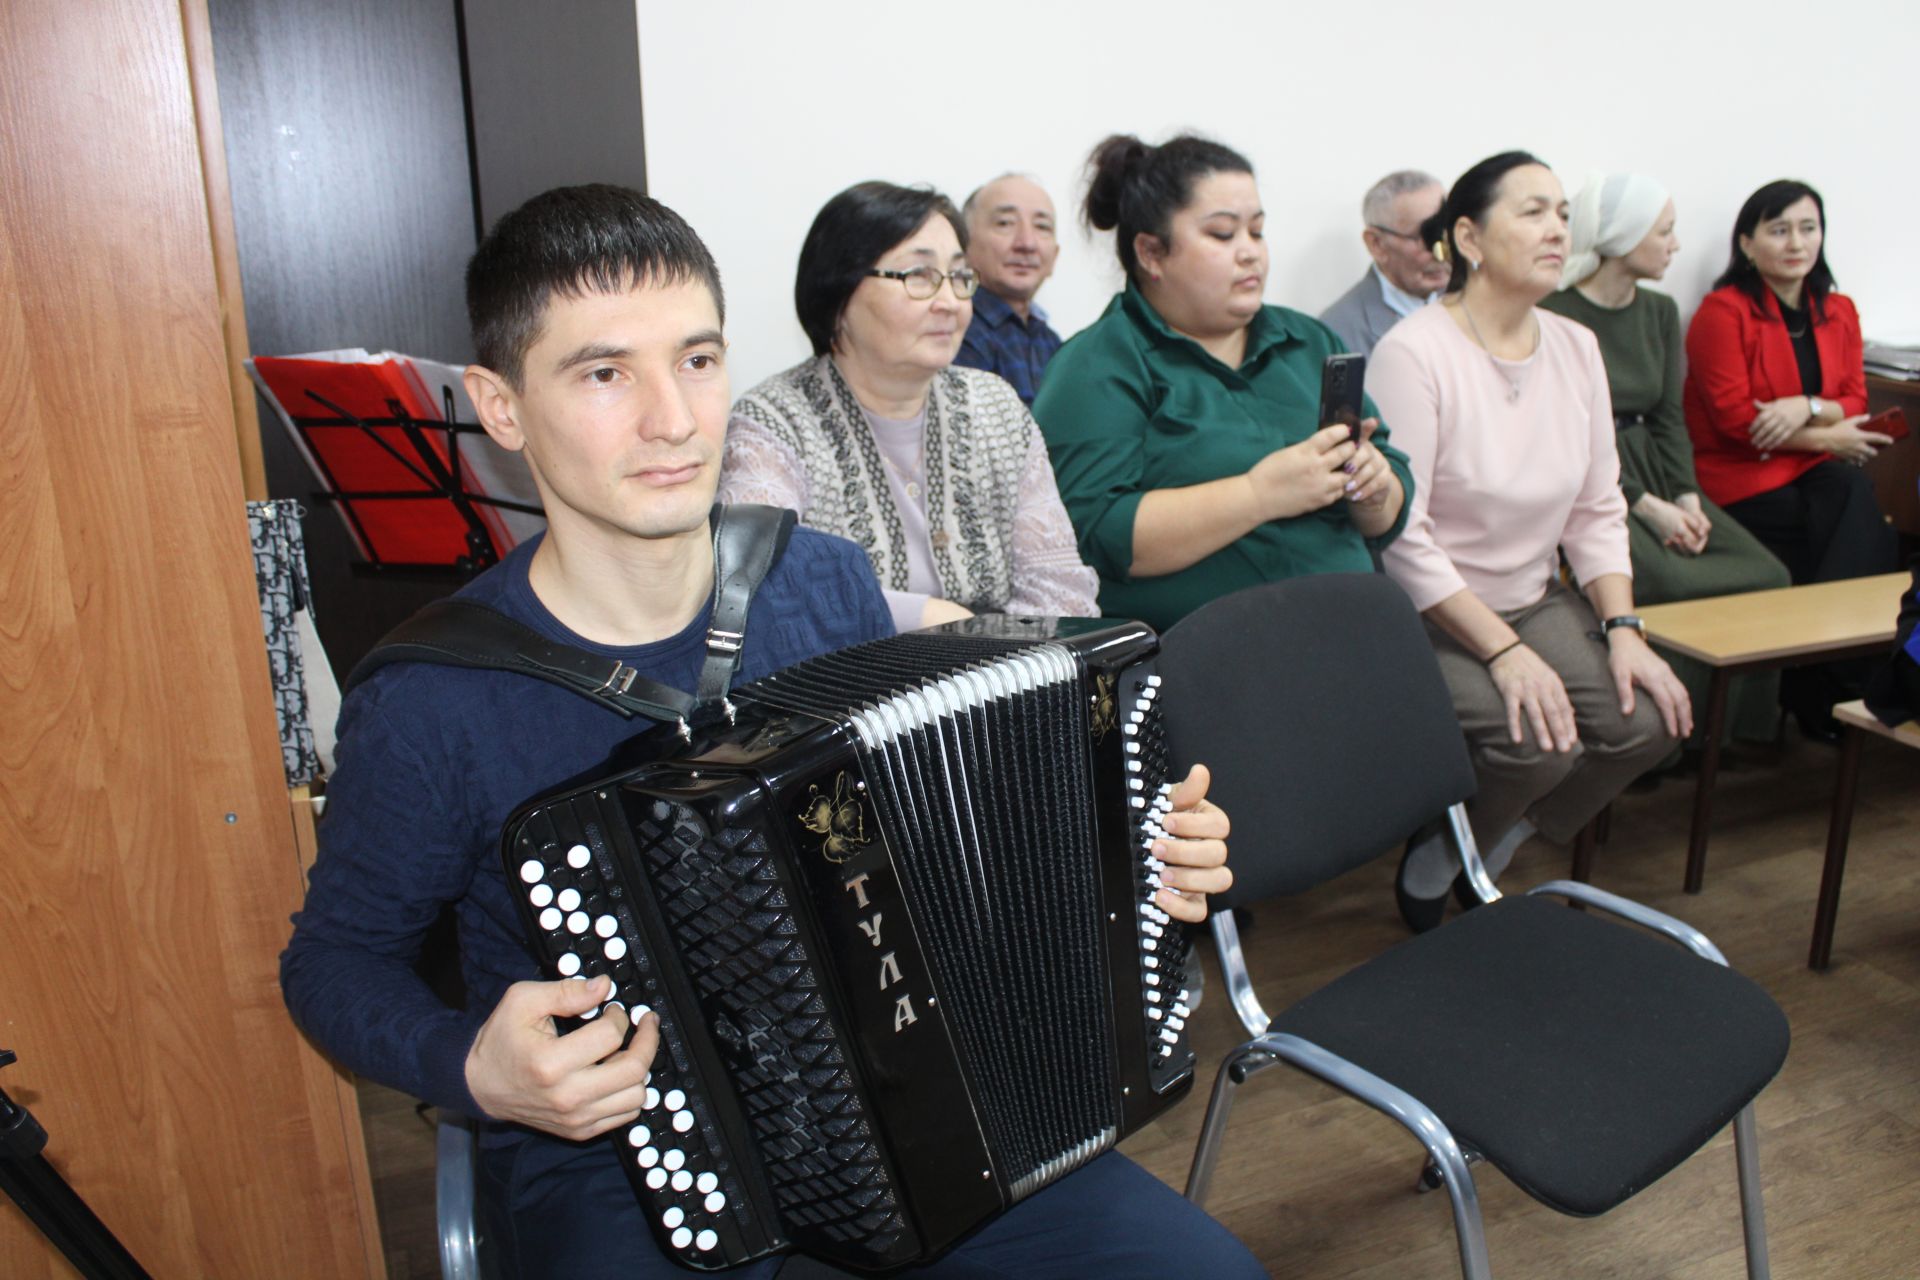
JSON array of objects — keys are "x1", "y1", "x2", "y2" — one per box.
[{"x1": 1157, "y1": 575, "x2": 1788, "y2": 1280}]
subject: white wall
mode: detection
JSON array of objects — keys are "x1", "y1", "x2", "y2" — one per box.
[{"x1": 639, "y1": 0, "x2": 1919, "y2": 395}]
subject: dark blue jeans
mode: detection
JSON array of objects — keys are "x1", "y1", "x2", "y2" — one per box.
[{"x1": 479, "y1": 1134, "x2": 1263, "y2": 1279}]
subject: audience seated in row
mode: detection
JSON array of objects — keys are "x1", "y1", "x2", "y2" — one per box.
[
  {"x1": 717, "y1": 181, "x2": 1099, "y2": 633},
  {"x1": 1681, "y1": 179, "x2": 1899, "y2": 739},
  {"x1": 1366, "y1": 151, "x2": 1692, "y2": 931},
  {"x1": 1540, "y1": 174, "x2": 1791, "y2": 752}
]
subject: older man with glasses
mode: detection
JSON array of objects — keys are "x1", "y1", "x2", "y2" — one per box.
[{"x1": 1320, "y1": 169, "x2": 1449, "y2": 357}]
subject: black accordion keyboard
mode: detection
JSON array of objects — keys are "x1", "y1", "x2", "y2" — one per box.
[{"x1": 502, "y1": 617, "x2": 1197, "y2": 1271}]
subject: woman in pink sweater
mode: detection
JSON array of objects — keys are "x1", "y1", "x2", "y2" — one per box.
[{"x1": 1368, "y1": 152, "x2": 1690, "y2": 931}]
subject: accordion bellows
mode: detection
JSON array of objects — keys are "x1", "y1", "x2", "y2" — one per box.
[{"x1": 503, "y1": 617, "x2": 1197, "y2": 1271}]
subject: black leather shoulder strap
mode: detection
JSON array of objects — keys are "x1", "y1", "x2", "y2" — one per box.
[
  {"x1": 343, "y1": 504, "x2": 799, "y2": 724},
  {"x1": 696, "y1": 503, "x2": 796, "y2": 708}
]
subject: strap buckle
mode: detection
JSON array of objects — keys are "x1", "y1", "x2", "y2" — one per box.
[
  {"x1": 705, "y1": 628, "x2": 745, "y2": 656},
  {"x1": 595, "y1": 661, "x2": 640, "y2": 698}
]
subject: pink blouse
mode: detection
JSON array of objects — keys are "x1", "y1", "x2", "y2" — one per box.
[{"x1": 1367, "y1": 303, "x2": 1631, "y2": 614}]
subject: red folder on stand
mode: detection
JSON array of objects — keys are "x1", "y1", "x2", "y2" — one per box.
[{"x1": 247, "y1": 349, "x2": 544, "y2": 573}]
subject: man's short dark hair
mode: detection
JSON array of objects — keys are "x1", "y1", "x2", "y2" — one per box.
[
  {"x1": 466, "y1": 184, "x2": 725, "y2": 387},
  {"x1": 793, "y1": 182, "x2": 966, "y2": 357}
]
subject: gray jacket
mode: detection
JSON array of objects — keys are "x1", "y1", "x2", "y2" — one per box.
[{"x1": 1318, "y1": 270, "x2": 1405, "y2": 358}]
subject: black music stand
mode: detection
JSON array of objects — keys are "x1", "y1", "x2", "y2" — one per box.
[
  {"x1": 0, "y1": 1049, "x2": 152, "y2": 1280},
  {"x1": 294, "y1": 385, "x2": 544, "y2": 579}
]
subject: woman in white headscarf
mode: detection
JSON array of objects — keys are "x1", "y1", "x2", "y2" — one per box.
[{"x1": 1542, "y1": 174, "x2": 1789, "y2": 751}]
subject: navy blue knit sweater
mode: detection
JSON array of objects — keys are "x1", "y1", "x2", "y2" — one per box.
[{"x1": 280, "y1": 528, "x2": 892, "y2": 1119}]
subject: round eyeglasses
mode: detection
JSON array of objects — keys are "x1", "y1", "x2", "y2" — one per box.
[{"x1": 868, "y1": 266, "x2": 980, "y2": 300}]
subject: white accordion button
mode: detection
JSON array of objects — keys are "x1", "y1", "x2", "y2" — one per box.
[
  {"x1": 662, "y1": 1206, "x2": 685, "y2": 1229},
  {"x1": 696, "y1": 1229, "x2": 718, "y2": 1252},
  {"x1": 664, "y1": 1089, "x2": 686, "y2": 1111},
  {"x1": 579, "y1": 1005, "x2": 598, "y2": 1020},
  {"x1": 519, "y1": 859, "x2": 545, "y2": 884},
  {"x1": 557, "y1": 887, "x2": 582, "y2": 912},
  {"x1": 637, "y1": 1146, "x2": 659, "y2": 1168},
  {"x1": 604, "y1": 937, "x2": 629, "y2": 962},
  {"x1": 696, "y1": 1172, "x2": 718, "y2": 1194},
  {"x1": 529, "y1": 883, "x2": 554, "y2": 908},
  {"x1": 595, "y1": 914, "x2": 618, "y2": 938},
  {"x1": 671, "y1": 1170, "x2": 692, "y2": 1192},
  {"x1": 566, "y1": 843, "x2": 591, "y2": 869},
  {"x1": 644, "y1": 1087, "x2": 660, "y2": 1110},
  {"x1": 704, "y1": 1191, "x2": 726, "y2": 1214},
  {"x1": 566, "y1": 911, "x2": 589, "y2": 935},
  {"x1": 631, "y1": 1003, "x2": 651, "y2": 1020},
  {"x1": 670, "y1": 1226, "x2": 693, "y2": 1250},
  {"x1": 663, "y1": 1149, "x2": 686, "y2": 1171},
  {"x1": 645, "y1": 1167, "x2": 667, "y2": 1190},
  {"x1": 628, "y1": 1124, "x2": 650, "y2": 1147},
  {"x1": 538, "y1": 908, "x2": 563, "y2": 932},
  {"x1": 672, "y1": 1110, "x2": 694, "y2": 1133},
  {"x1": 557, "y1": 953, "x2": 581, "y2": 976}
]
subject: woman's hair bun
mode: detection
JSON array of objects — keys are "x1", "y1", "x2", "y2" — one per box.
[{"x1": 1083, "y1": 134, "x2": 1150, "y2": 232}]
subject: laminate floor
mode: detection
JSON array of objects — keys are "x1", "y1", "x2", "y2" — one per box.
[{"x1": 357, "y1": 729, "x2": 1920, "y2": 1278}]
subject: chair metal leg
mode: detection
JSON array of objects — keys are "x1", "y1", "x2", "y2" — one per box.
[
  {"x1": 1733, "y1": 1104, "x2": 1771, "y2": 1280},
  {"x1": 1193, "y1": 1033, "x2": 1492, "y2": 1280},
  {"x1": 1185, "y1": 1041, "x2": 1278, "y2": 1205},
  {"x1": 437, "y1": 1114, "x2": 482, "y2": 1280},
  {"x1": 1210, "y1": 909, "x2": 1272, "y2": 1040}
]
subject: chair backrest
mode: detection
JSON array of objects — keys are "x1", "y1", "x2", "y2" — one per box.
[{"x1": 1156, "y1": 573, "x2": 1475, "y2": 905}]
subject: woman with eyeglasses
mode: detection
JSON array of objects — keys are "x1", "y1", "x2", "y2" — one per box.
[
  {"x1": 1033, "y1": 133, "x2": 1413, "y2": 633},
  {"x1": 721, "y1": 181, "x2": 1098, "y2": 631},
  {"x1": 1367, "y1": 152, "x2": 1690, "y2": 932},
  {"x1": 1540, "y1": 174, "x2": 1790, "y2": 754},
  {"x1": 1683, "y1": 179, "x2": 1897, "y2": 741}
]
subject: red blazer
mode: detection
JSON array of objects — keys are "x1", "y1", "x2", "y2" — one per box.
[{"x1": 1682, "y1": 284, "x2": 1866, "y2": 506}]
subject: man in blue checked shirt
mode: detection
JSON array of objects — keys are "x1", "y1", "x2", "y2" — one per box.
[{"x1": 955, "y1": 173, "x2": 1064, "y2": 405}]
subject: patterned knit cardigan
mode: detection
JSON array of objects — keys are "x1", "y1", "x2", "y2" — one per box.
[{"x1": 727, "y1": 356, "x2": 1038, "y2": 612}]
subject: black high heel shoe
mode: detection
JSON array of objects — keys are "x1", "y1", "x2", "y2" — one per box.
[{"x1": 1395, "y1": 837, "x2": 1449, "y2": 934}]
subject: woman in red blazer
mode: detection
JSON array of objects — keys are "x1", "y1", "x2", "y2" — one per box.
[{"x1": 1683, "y1": 179, "x2": 1897, "y2": 737}]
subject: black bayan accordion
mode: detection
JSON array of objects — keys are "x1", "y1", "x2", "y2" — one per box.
[{"x1": 501, "y1": 617, "x2": 1198, "y2": 1271}]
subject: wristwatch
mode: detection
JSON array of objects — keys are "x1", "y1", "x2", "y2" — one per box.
[
  {"x1": 1808, "y1": 396, "x2": 1825, "y2": 419},
  {"x1": 1601, "y1": 615, "x2": 1647, "y2": 640}
]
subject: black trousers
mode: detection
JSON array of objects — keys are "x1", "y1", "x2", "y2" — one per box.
[{"x1": 1724, "y1": 460, "x2": 1899, "y2": 718}]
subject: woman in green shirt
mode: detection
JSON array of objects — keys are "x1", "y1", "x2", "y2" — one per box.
[
  {"x1": 1033, "y1": 134, "x2": 1412, "y2": 631},
  {"x1": 1541, "y1": 174, "x2": 1789, "y2": 747}
]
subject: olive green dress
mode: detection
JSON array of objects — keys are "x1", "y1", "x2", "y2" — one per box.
[{"x1": 1542, "y1": 286, "x2": 1790, "y2": 744}]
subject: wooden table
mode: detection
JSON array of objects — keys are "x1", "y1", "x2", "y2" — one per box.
[
  {"x1": 1810, "y1": 700, "x2": 1920, "y2": 969},
  {"x1": 1640, "y1": 572, "x2": 1907, "y2": 893}
]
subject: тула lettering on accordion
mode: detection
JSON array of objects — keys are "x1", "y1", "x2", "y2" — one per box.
[{"x1": 503, "y1": 616, "x2": 1199, "y2": 1271}]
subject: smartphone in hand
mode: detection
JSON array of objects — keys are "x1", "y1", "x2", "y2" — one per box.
[
  {"x1": 1863, "y1": 405, "x2": 1910, "y2": 442},
  {"x1": 1319, "y1": 353, "x2": 1366, "y2": 444}
]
